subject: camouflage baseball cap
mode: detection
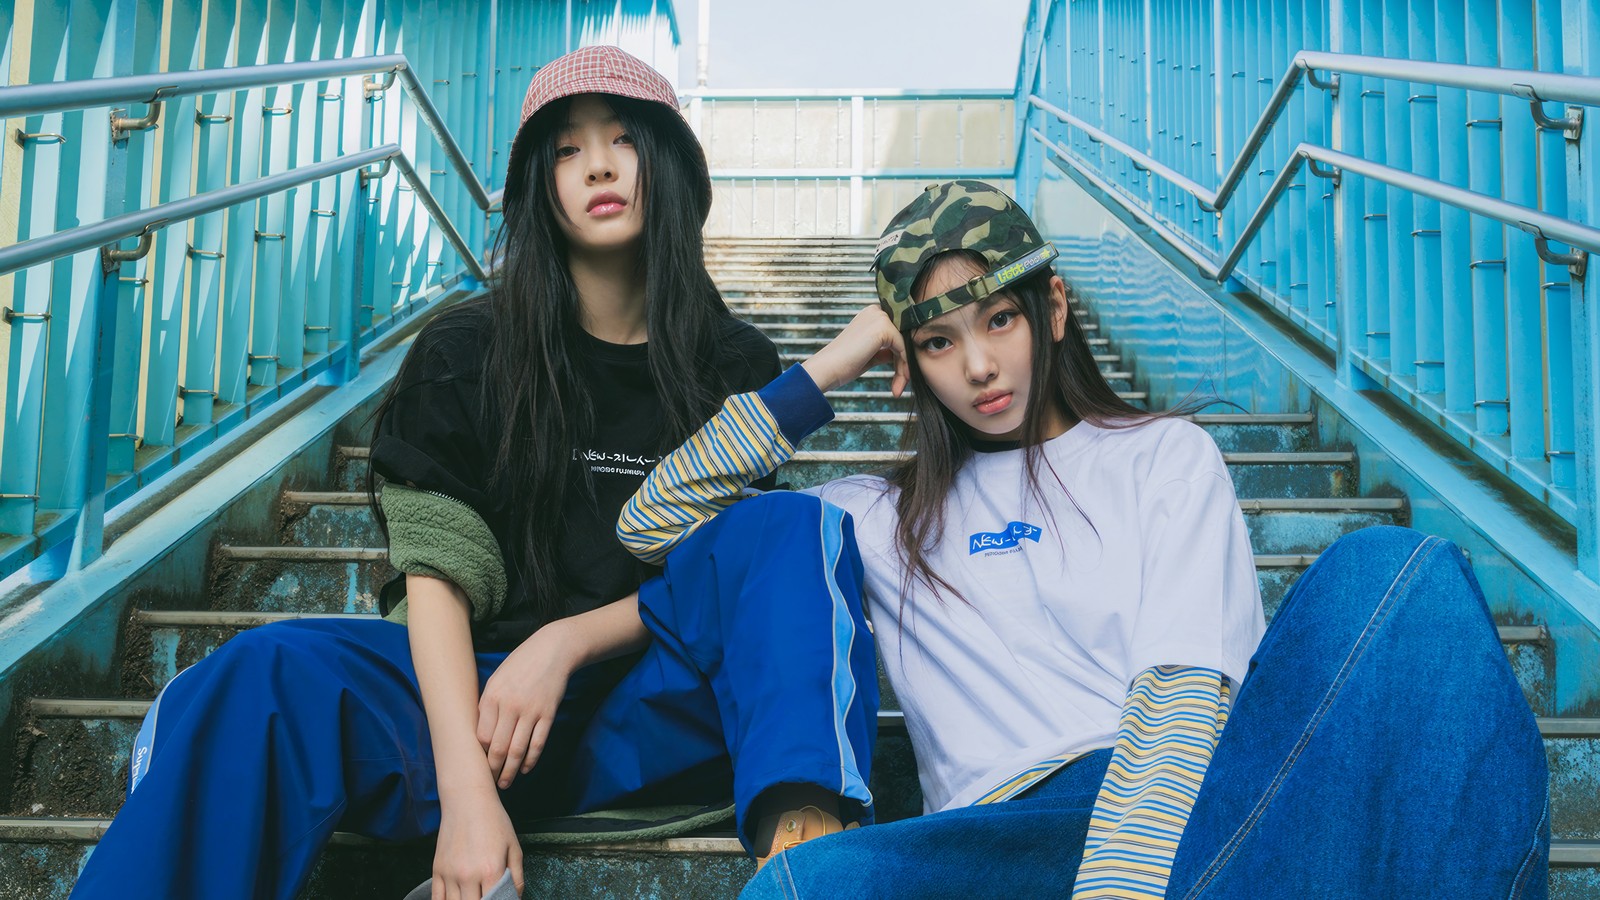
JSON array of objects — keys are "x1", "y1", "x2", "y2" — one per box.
[{"x1": 872, "y1": 180, "x2": 1058, "y2": 331}]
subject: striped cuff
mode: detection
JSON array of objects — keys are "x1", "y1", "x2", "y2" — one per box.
[
  {"x1": 1070, "y1": 665, "x2": 1231, "y2": 900},
  {"x1": 618, "y1": 366, "x2": 832, "y2": 565}
]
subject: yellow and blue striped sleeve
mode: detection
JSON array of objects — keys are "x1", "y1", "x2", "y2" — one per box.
[
  {"x1": 1070, "y1": 665, "x2": 1231, "y2": 900},
  {"x1": 618, "y1": 364, "x2": 834, "y2": 565}
]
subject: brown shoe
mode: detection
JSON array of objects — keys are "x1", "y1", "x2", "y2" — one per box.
[{"x1": 755, "y1": 806, "x2": 858, "y2": 870}]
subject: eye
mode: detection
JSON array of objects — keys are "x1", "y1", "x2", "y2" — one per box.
[
  {"x1": 555, "y1": 144, "x2": 579, "y2": 159},
  {"x1": 916, "y1": 335, "x2": 951, "y2": 353},
  {"x1": 990, "y1": 309, "x2": 1018, "y2": 330},
  {"x1": 615, "y1": 132, "x2": 634, "y2": 146}
]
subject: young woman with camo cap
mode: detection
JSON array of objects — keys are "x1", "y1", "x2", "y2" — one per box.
[
  {"x1": 620, "y1": 180, "x2": 1550, "y2": 898},
  {"x1": 72, "y1": 46, "x2": 879, "y2": 900}
]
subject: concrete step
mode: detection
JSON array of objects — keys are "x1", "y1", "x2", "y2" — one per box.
[
  {"x1": 205, "y1": 545, "x2": 391, "y2": 616},
  {"x1": 11, "y1": 700, "x2": 1591, "y2": 847},
  {"x1": 1, "y1": 817, "x2": 1594, "y2": 900},
  {"x1": 0, "y1": 817, "x2": 754, "y2": 900},
  {"x1": 4, "y1": 702, "x2": 918, "y2": 823},
  {"x1": 127, "y1": 553, "x2": 1435, "y2": 697},
  {"x1": 797, "y1": 412, "x2": 1318, "y2": 454},
  {"x1": 778, "y1": 450, "x2": 1357, "y2": 498},
  {"x1": 130, "y1": 609, "x2": 1546, "y2": 718}
]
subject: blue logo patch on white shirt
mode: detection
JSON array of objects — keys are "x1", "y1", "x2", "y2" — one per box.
[{"x1": 969, "y1": 521, "x2": 1043, "y2": 555}]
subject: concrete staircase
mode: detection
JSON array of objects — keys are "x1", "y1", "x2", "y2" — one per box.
[{"x1": 0, "y1": 237, "x2": 1596, "y2": 898}]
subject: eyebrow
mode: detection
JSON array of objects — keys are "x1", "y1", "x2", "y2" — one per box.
[
  {"x1": 910, "y1": 293, "x2": 1016, "y2": 339},
  {"x1": 561, "y1": 115, "x2": 622, "y2": 131}
]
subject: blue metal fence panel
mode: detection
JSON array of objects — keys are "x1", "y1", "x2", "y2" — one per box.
[
  {"x1": 0, "y1": 0, "x2": 679, "y2": 577},
  {"x1": 1015, "y1": 0, "x2": 1598, "y2": 576}
]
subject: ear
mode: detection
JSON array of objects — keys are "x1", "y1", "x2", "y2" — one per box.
[{"x1": 1048, "y1": 276, "x2": 1070, "y2": 342}]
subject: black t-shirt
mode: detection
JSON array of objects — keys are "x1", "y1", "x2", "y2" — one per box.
[{"x1": 370, "y1": 298, "x2": 781, "y2": 651}]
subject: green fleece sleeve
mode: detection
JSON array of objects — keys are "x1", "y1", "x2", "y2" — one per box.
[{"x1": 378, "y1": 482, "x2": 508, "y2": 624}]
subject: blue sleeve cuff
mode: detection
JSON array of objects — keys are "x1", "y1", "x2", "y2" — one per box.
[{"x1": 757, "y1": 364, "x2": 835, "y2": 446}]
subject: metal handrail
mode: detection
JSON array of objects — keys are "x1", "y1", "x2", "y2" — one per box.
[
  {"x1": 1029, "y1": 50, "x2": 1598, "y2": 215},
  {"x1": 0, "y1": 54, "x2": 502, "y2": 212},
  {"x1": 1030, "y1": 129, "x2": 1599, "y2": 285},
  {"x1": 0, "y1": 144, "x2": 489, "y2": 282},
  {"x1": 681, "y1": 87, "x2": 1013, "y2": 101}
]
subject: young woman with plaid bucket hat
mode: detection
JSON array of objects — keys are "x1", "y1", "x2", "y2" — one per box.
[
  {"x1": 71, "y1": 46, "x2": 879, "y2": 900},
  {"x1": 620, "y1": 180, "x2": 1550, "y2": 898}
]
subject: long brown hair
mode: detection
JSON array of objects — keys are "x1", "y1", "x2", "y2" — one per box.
[{"x1": 886, "y1": 251, "x2": 1206, "y2": 620}]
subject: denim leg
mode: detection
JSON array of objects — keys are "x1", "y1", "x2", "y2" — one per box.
[
  {"x1": 571, "y1": 492, "x2": 880, "y2": 853},
  {"x1": 741, "y1": 750, "x2": 1113, "y2": 900},
  {"x1": 1168, "y1": 526, "x2": 1550, "y2": 899}
]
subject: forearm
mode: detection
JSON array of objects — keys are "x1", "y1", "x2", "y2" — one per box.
[
  {"x1": 617, "y1": 364, "x2": 833, "y2": 564},
  {"x1": 539, "y1": 593, "x2": 651, "y2": 670},
  {"x1": 406, "y1": 574, "x2": 499, "y2": 803},
  {"x1": 1071, "y1": 665, "x2": 1230, "y2": 900}
]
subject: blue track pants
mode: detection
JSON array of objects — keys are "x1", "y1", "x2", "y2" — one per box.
[{"x1": 71, "y1": 492, "x2": 878, "y2": 900}]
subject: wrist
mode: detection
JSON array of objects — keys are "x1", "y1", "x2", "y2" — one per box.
[
  {"x1": 800, "y1": 353, "x2": 840, "y2": 394},
  {"x1": 438, "y1": 765, "x2": 501, "y2": 805},
  {"x1": 533, "y1": 617, "x2": 587, "y2": 671}
]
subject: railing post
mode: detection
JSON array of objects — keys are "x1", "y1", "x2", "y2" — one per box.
[
  {"x1": 1565, "y1": 0, "x2": 1600, "y2": 580},
  {"x1": 1330, "y1": 0, "x2": 1379, "y2": 392},
  {"x1": 850, "y1": 96, "x2": 864, "y2": 234}
]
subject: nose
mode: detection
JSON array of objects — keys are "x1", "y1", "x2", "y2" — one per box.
[
  {"x1": 585, "y1": 145, "x2": 616, "y2": 184},
  {"x1": 964, "y1": 341, "x2": 998, "y2": 384}
]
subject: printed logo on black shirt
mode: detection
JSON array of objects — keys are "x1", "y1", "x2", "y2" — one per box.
[{"x1": 574, "y1": 448, "x2": 661, "y2": 478}]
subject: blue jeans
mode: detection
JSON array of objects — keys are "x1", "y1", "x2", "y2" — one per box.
[{"x1": 743, "y1": 527, "x2": 1551, "y2": 899}]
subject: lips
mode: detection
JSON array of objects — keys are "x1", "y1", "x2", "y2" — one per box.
[
  {"x1": 974, "y1": 391, "x2": 1013, "y2": 416},
  {"x1": 587, "y1": 191, "x2": 627, "y2": 215}
]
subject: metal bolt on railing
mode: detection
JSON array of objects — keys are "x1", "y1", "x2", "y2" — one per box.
[
  {"x1": 102, "y1": 221, "x2": 164, "y2": 272},
  {"x1": 1511, "y1": 83, "x2": 1584, "y2": 140},
  {"x1": 361, "y1": 158, "x2": 392, "y2": 184},
  {"x1": 1527, "y1": 224, "x2": 1589, "y2": 280},
  {"x1": 254, "y1": 231, "x2": 286, "y2": 241},
  {"x1": 2, "y1": 307, "x2": 50, "y2": 324},
  {"x1": 364, "y1": 68, "x2": 399, "y2": 99},
  {"x1": 111, "y1": 88, "x2": 174, "y2": 142},
  {"x1": 262, "y1": 105, "x2": 293, "y2": 116},
  {"x1": 196, "y1": 112, "x2": 232, "y2": 125},
  {"x1": 14, "y1": 130, "x2": 67, "y2": 146}
]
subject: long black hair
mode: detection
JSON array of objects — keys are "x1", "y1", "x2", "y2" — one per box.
[
  {"x1": 886, "y1": 250, "x2": 1205, "y2": 614},
  {"x1": 370, "y1": 93, "x2": 730, "y2": 628}
]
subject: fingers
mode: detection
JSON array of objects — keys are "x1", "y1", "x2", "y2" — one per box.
[
  {"x1": 888, "y1": 332, "x2": 910, "y2": 397},
  {"x1": 498, "y1": 716, "x2": 535, "y2": 788},
  {"x1": 522, "y1": 717, "x2": 553, "y2": 773},
  {"x1": 475, "y1": 695, "x2": 497, "y2": 750},
  {"x1": 485, "y1": 709, "x2": 517, "y2": 780},
  {"x1": 509, "y1": 845, "x2": 526, "y2": 893}
]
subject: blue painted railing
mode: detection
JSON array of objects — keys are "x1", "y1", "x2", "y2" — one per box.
[
  {"x1": 0, "y1": 0, "x2": 679, "y2": 581},
  {"x1": 1014, "y1": 0, "x2": 1600, "y2": 580}
]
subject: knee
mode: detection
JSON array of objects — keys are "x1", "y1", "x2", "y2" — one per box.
[
  {"x1": 200, "y1": 619, "x2": 341, "y2": 681},
  {"x1": 1296, "y1": 526, "x2": 1480, "y2": 619},
  {"x1": 722, "y1": 490, "x2": 830, "y2": 530}
]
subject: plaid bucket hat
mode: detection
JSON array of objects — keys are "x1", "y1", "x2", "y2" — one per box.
[
  {"x1": 872, "y1": 181, "x2": 1059, "y2": 331},
  {"x1": 519, "y1": 44, "x2": 680, "y2": 126}
]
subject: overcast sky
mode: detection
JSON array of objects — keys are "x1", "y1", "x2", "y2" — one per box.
[{"x1": 675, "y1": 0, "x2": 1033, "y2": 90}]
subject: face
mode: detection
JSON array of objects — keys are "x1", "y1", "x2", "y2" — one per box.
[
  {"x1": 550, "y1": 94, "x2": 644, "y2": 255},
  {"x1": 909, "y1": 256, "x2": 1071, "y2": 443}
]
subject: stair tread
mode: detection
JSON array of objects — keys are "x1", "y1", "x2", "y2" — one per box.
[
  {"x1": 0, "y1": 817, "x2": 746, "y2": 853},
  {"x1": 788, "y1": 450, "x2": 1353, "y2": 464},
  {"x1": 31, "y1": 700, "x2": 1591, "y2": 738},
  {"x1": 129, "y1": 607, "x2": 1548, "y2": 649}
]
